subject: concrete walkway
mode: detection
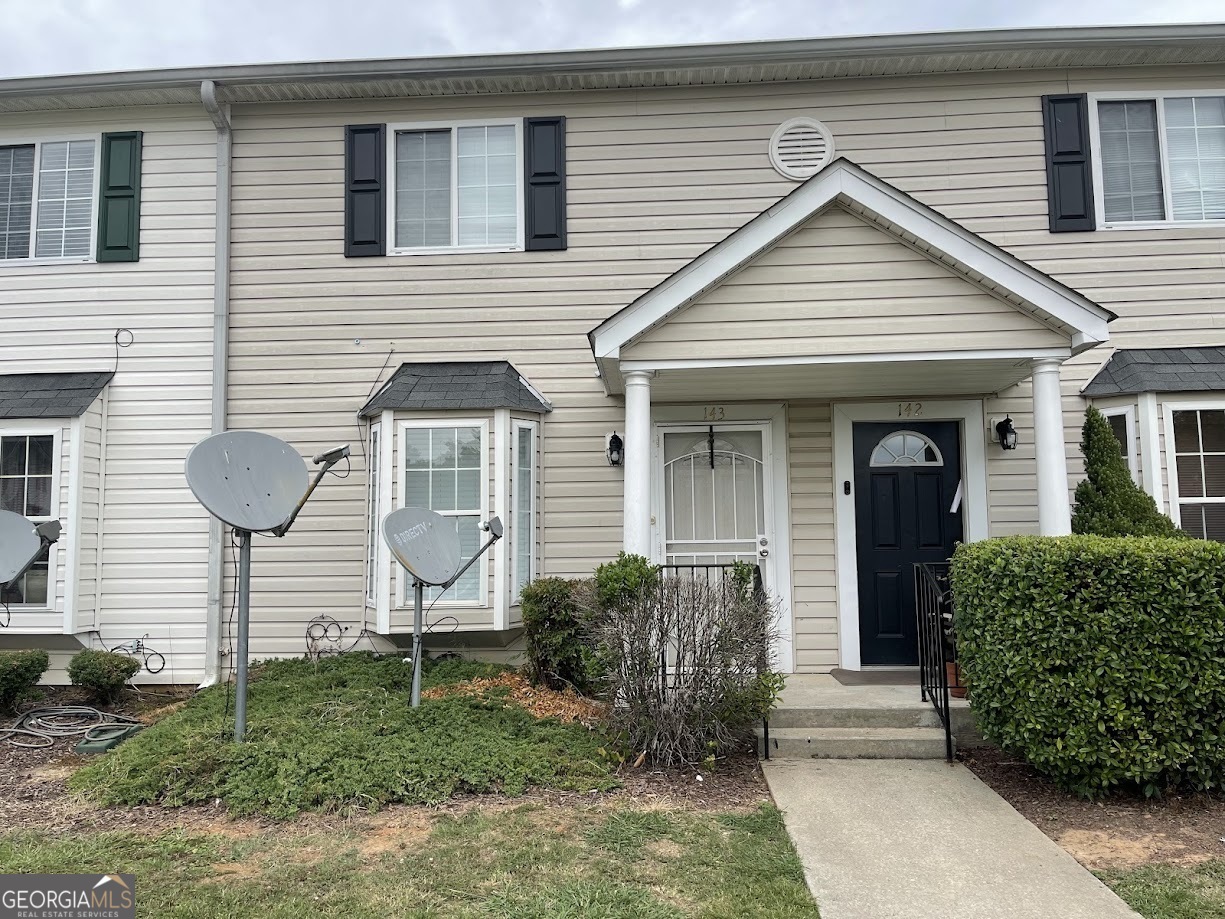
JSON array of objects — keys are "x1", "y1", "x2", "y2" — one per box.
[{"x1": 764, "y1": 760, "x2": 1139, "y2": 919}]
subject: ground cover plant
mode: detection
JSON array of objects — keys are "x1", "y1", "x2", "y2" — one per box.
[
  {"x1": 0, "y1": 803, "x2": 818, "y2": 919},
  {"x1": 951, "y1": 535, "x2": 1225, "y2": 797},
  {"x1": 70, "y1": 653, "x2": 617, "y2": 817}
]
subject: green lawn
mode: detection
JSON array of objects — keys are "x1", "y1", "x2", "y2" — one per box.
[
  {"x1": 1101, "y1": 861, "x2": 1225, "y2": 919},
  {"x1": 0, "y1": 804, "x2": 819, "y2": 919}
]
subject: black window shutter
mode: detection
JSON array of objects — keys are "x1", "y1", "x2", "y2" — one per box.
[
  {"x1": 523, "y1": 117, "x2": 567, "y2": 251},
  {"x1": 96, "y1": 131, "x2": 142, "y2": 262},
  {"x1": 1042, "y1": 94, "x2": 1096, "y2": 233},
  {"x1": 345, "y1": 124, "x2": 386, "y2": 257}
]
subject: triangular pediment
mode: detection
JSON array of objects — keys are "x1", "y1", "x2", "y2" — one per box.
[{"x1": 589, "y1": 158, "x2": 1113, "y2": 392}]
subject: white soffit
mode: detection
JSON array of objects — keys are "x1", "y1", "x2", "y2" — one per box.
[{"x1": 588, "y1": 158, "x2": 1114, "y2": 390}]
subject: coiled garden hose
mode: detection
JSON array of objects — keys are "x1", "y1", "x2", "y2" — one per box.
[{"x1": 1, "y1": 706, "x2": 142, "y2": 749}]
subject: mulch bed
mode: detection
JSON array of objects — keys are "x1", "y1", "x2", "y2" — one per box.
[{"x1": 961, "y1": 745, "x2": 1225, "y2": 870}]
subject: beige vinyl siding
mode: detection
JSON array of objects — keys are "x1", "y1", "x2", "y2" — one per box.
[
  {"x1": 224, "y1": 61, "x2": 1225, "y2": 663},
  {"x1": 71, "y1": 394, "x2": 106, "y2": 632},
  {"x1": 786, "y1": 402, "x2": 838, "y2": 671},
  {"x1": 0, "y1": 106, "x2": 215, "y2": 681},
  {"x1": 623, "y1": 207, "x2": 1067, "y2": 362}
]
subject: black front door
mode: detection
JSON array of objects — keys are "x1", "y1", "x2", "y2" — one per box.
[{"x1": 853, "y1": 421, "x2": 963, "y2": 666}]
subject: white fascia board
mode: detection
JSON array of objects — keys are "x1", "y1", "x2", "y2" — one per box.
[{"x1": 591, "y1": 160, "x2": 1113, "y2": 368}]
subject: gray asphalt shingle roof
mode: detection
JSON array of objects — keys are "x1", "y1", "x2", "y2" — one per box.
[
  {"x1": 1083, "y1": 348, "x2": 1225, "y2": 396},
  {"x1": 0, "y1": 371, "x2": 114, "y2": 419},
  {"x1": 359, "y1": 362, "x2": 552, "y2": 418}
]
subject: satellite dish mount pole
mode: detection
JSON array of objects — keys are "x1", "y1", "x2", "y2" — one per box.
[
  {"x1": 410, "y1": 577, "x2": 425, "y2": 707},
  {"x1": 233, "y1": 528, "x2": 253, "y2": 743}
]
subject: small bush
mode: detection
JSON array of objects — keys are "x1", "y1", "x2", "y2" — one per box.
[
  {"x1": 520, "y1": 577, "x2": 605, "y2": 694},
  {"x1": 594, "y1": 553, "x2": 661, "y2": 613},
  {"x1": 585, "y1": 572, "x2": 781, "y2": 766},
  {"x1": 951, "y1": 535, "x2": 1225, "y2": 797},
  {"x1": 67, "y1": 649, "x2": 140, "y2": 704},
  {"x1": 1073, "y1": 406, "x2": 1183, "y2": 537},
  {"x1": 0, "y1": 649, "x2": 49, "y2": 712}
]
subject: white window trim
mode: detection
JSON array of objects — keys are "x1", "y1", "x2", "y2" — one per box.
[
  {"x1": 384, "y1": 118, "x2": 525, "y2": 257},
  {"x1": 1099, "y1": 404, "x2": 1139, "y2": 484},
  {"x1": 0, "y1": 423, "x2": 62, "y2": 611},
  {"x1": 364, "y1": 421, "x2": 381, "y2": 609},
  {"x1": 1161, "y1": 398, "x2": 1225, "y2": 530},
  {"x1": 511, "y1": 418, "x2": 538, "y2": 602},
  {"x1": 1088, "y1": 89, "x2": 1225, "y2": 231},
  {"x1": 0, "y1": 132, "x2": 101, "y2": 266},
  {"x1": 394, "y1": 417, "x2": 490, "y2": 609}
]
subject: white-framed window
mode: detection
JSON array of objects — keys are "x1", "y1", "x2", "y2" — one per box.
[
  {"x1": 1164, "y1": 402, "x2": 1225, "y2": 541},
  {"x1": 1089, "y1": 91, "x2": 1225, "y2": 228},
  {"x1": 386, "y1": 119, "x2": 523, "y2": 255},
  {"x1": 398, "y1": 419, "x2": 488, "y2": 605},
  {"x1": 0, "y1": 137, "x2": 99, "y2": 262},
  {"x1": 1100, "y1": 405, "x2": 1139, "y2": 482},
  {"x1": 511, "y1": 419, "x2": 538, "y2": 599},
  {"x1": 0, "y1": 428, "x2": 59, "y2": 608},
  {"x1": 365, "y1": 423, "x2": 381, "y2": 607}
]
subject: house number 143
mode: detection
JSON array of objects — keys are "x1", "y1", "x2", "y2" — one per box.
[{"x1": 898, "y1": 402, "x2": 923, "y2": 417}]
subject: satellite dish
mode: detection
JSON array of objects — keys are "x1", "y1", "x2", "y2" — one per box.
[
  {"x1": 185, "y1": 431, "x2": 308, "y2": 533},
  {"x1": 0, "y1": 509, "x2": 43, "y2": 585},
  {"x1": 382, "y1": 507, "x2": 461, "y2": 587}
]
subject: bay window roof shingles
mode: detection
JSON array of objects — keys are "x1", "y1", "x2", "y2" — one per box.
[
  {"x1": 359, "y1": 362, "x2": 552, "y2": 418},
  {"x1": 0, "y1": 371, "x2": 114, "y2": 419},
  {"x1": 1083, "y1": 348, "x2": 1225, "y2": 396}
]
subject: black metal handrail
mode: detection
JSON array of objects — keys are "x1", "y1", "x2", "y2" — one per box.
[{"x1": 915, "y1": 561, "x2": 956, "y2": 761}]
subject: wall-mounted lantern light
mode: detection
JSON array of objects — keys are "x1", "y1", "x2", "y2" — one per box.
[
  {"x1": 606, "y1": 432, "x2": 624, "y2": 466},
  {"x1": 995, "y1": 416, "x2": 1018, "y2": 451}
]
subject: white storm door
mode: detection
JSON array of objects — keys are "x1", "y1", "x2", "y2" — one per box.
[{"x1": 659, "y1": 425, "x2": 772, "y2": 574}]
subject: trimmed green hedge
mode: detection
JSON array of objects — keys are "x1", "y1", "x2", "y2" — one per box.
[
  {"x1": 0, "y1": 649, "x2": 49, "y2": 712},
  {"x1": 951, "y1": 535, "x2": 1225, "y2": 797}
]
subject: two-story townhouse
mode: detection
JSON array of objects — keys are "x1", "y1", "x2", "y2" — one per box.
[{"x1": 4, "y1": 24, "x2": 1225, "y2": 684}]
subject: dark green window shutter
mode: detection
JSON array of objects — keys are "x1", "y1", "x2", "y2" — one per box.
[
  {"x1": 523, "y1": 117, "x2": 566, "y2": 251},
  {"x1": 96, "y1": 131, "x2": 142, "y2": 262},
  {"x1": 1042, "y1": 94, "x2": 1096, "y2": 233},
  {"x1": 345, "y1": 124, "x2": 386, "y2": 257}
]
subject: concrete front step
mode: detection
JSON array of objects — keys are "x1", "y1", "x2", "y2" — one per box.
[
  {"x1": 768, "y1": 705, "x2": 943, "y2": 730},
  {"x1": 759, "y1": 726, "x2": 952, "y2": 760}
]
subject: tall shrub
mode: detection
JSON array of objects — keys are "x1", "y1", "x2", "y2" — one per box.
[
  {"x1": 520, "y1": 577, "x2": 603, "y2": 694},
  {"x1": 951, "y1": 535, "x2": 1225, "y2": 797},
  {"x1": 1072, "y1": 405, "x2": 1182, "y2": 537},
  {"x1": 585, "y1": 562, "x2": 781, "y2": 766}
]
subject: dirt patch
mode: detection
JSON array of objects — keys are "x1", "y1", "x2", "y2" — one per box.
[
  {"x1": 961, "y1": 746, "x2": 1225, "y2": 870},
  {"x1": 356, "y1": 812, "x2": 436, "y2": 858},
  {"x1": 421, "y1": 673, "x2": 607, "y2": 727},
  {"x1": 646, "y1": 839, "x2": 683, "y2": 859}
]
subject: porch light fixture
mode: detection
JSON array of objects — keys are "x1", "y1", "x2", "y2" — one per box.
[
  {"x1": 995, "y1": 416, "x2": 1018, "y2": 451},
  {"x1": 607, "y1": 432, "x2": 624, "y2": 466}
]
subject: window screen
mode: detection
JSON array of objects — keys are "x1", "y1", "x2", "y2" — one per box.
[{"x1": 1099, "y1": 101, "x2": 1165, "y2": 223}]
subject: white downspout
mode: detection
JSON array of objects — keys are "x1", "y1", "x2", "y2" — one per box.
[{"x1": 200, "y1": 79, "x2": 231, "y2": 688}]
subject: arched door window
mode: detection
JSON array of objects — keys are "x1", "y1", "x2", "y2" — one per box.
[{"x1": 869, "y1": 431, "x2": 943, "y2": 467}]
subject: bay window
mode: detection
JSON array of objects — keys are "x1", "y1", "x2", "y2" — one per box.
[
  {"x1": 0, "y1": 432, "x2": 56, "y2": 606},
  {"x1": 1094, "y1": 93, "x2": 1225, "y2": 226},
  {"x1": 390, "y1": 121, "x2": 522, "y2": 252},
  {"x1": 1168, "y1": 406, "x2": 1225, "y2": 541}
]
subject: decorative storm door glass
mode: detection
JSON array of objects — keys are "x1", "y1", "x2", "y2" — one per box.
[{"x1": 663, "y1": 429, "x2": 766, "y2": 568}]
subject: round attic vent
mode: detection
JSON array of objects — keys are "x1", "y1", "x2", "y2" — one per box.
[{"x1": 769, "y1": 117, "x2": 835, "y2": 181}]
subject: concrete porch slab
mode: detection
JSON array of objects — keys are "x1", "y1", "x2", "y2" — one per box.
[{"x1": 764, "y1": 760, "x2": 1139, "y2": 919}]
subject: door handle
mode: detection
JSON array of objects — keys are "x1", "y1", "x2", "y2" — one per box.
[{"x1": 758, "y1": 549, "x2": 770, "y2": 558}]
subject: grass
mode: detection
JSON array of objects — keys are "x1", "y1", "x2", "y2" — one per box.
[
  {"x1": 0, "y1": 804, "x2": 818, "y2": 918},
  {"x1": 1100, "y1": 861, "x2": 1225, "y2": 919},
  {"x1": 69, "y1": 654, "x2": 619, "y2": 817}
]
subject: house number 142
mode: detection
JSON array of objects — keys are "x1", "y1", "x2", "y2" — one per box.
[{"x1": 898, "y1": 402, "x2": 923, "y2": 417}]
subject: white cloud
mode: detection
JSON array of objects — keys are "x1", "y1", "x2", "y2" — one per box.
[{"x1": 0, "y1": 0, "x2": 1218, "y2": 78}]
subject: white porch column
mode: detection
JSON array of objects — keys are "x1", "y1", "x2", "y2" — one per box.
[
  {"x1": 1032, "y1": 358, "x2": 1072, "y2": 536},
  {"x1": 622, "y1": 370, "x2": 653, "y2": 556}
]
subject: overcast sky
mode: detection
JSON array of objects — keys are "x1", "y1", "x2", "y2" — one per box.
[{"x1": 0, "y1": 0, "x2": 1221, "y2": 79}]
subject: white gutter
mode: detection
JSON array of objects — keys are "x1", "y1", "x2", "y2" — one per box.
[{"x1": 199, "y1": 79, "x2": 231, "y2": 689}]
